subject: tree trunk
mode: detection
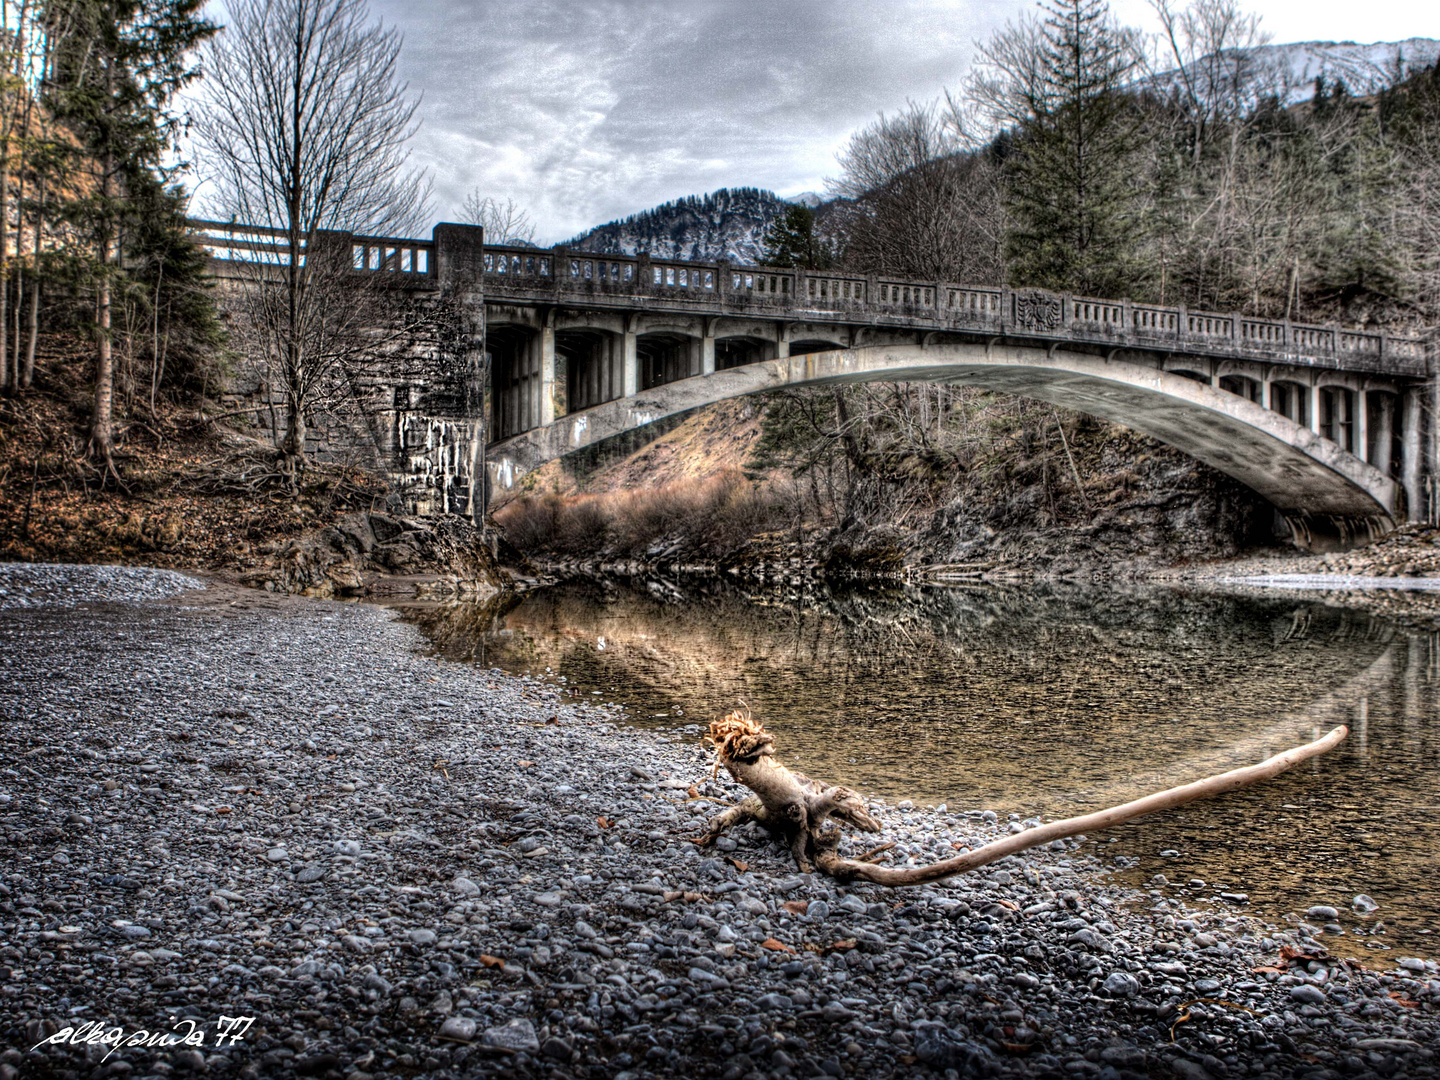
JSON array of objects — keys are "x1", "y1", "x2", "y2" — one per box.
[
  {"x1": 91, "y1": 275, "x2": 114, "y2": 458},
  {"x1": 701, "y1": 710, "x2": 1348, "y2": 887}
]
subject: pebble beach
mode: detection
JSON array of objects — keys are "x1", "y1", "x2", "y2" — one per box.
[{"x1": 0, "y1": 564, "x2": 1436, "y2": 1080}]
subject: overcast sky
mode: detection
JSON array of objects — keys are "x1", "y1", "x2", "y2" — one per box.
[{"x1": 203, "y1": 0, "x2": 1440, "y2": 244}]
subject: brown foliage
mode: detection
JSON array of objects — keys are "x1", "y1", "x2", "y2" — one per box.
[{"x1": 494, "y1": 470, "x2": 783, "y2": 561}]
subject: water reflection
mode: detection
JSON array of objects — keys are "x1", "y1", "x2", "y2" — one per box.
[{"x1": 405, "y1": 579, "x2": 1439, "y2": 959}]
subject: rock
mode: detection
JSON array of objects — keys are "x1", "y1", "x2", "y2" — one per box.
[
  {"x1": 1172, "y1": 1060, "x2": 1213, "y2": 1080},
  {"x1": 1103, "y1": 971, "x2": 1140, "y2": 997},
  {"x1": 1352, "y1": 894, "x2": 1379, "y2": 913},
  {"x1": 483, "y1": 1018, "x2": 539, "y2": 1053},
  {"x1": 913, "y1": 1023, "x2": 994, "y2": 1073},
  {"x1": 341, "y1": 934, "x2": 372, "y2": 953},
  {"x1": 1306, "y1": 905, "x2": 1340, "y2": 921},
  {"x1": 409, "y1": 929, "x2": 436, "y2": 946},
  {"x1": 1290, "y1": 983, "x2": 1326, "y2": 1005},
  {"x1": 451, "y1": 877, "x2": 481, "y2": 897},
  {"x1": 437, "y1": 1017, "x2": 476, "y2": 1043},
  {"x1": 265, "y1": 847, "x2": 288, "y2": 862},
  {"x1": 541, "y1": 1037, "x2": 574, "y2": 1061},
  {"x1": 296, "y1": 863, "x2": 326, "y2": 883}
]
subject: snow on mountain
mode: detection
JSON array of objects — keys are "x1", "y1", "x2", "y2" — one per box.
[
  {"x1": 565, "y1": 187, "x2": 828, "y2": 264},
  {"x1": 1149, "y1": 38, "x2": 1440, "y2": 106}
]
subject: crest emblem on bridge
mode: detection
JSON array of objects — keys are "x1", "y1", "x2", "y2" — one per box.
[{"x1": 1012, "y1": 290, "x2": 1065, "y2": 333}]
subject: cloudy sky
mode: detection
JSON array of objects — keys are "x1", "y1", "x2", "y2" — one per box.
[{"x1": 208, "y1": 0, "x2": 1440, "y2": 243}]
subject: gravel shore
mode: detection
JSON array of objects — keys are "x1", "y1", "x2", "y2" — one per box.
[{"x1": 1, "y1": 565, "x2": 1436, "y2": 1080}]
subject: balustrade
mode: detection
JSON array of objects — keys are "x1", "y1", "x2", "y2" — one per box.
[
  {"x1": 1072, "y1": 299, "x2": 1123, "y2": 326},
  {"x1": 195, "y1": 218, "x2": 1429, "y2": 377},
  {"x1": 353, "y1": 236, "x2": 432, "y2": 276},
  {"x1": 1133, "y1": 307, "x2": 1178, "y2": 333}
]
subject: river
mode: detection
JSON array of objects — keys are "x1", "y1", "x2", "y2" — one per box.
[{"x1": 406, "y1": 578, "x2": 1439, "y2": 961}]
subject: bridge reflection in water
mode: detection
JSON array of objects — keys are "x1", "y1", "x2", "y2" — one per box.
[{"x1": 406, "y1": 580, "x2": 1440, "y2": 961}]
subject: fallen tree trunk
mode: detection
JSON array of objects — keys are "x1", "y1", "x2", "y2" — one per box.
[{"x1": 700, "y1": 710, "x2": 1348, "y2": 886}]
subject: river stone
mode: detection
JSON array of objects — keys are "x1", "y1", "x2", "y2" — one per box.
[
  {"x1": 296, "y1": 863, "x2": 326, "y2": 883},
  {"x1": 1103, "y1": 971, "x2": 1141, "y2": 997},
  {"x1": 913, "y1": 1023, "x2": 994, "y2": 1072},
  {"x1": 438, "y1": 1017, "x2": 476, "y2": 1043},
  {"x1": 1352, "y1": 894, "x2": 1380, "y2": 913},
  {"x1": 451, "y1": 877, "x2": 481, "y2": 897},
  {"x1": 1307, "y1": 905, "x2": 1340, "y2": 921},
  {"x1": 483, "y1": 1018, "x2": 539, "y2": 1053},
  {"x1": 1290, "y1": 983, "x2": 1326, "y2": 1005}
]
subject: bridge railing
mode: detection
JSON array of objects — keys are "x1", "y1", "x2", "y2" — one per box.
[
  {"x1": 478, "y1": 242, "x2": 1426, "y2": 371},
  {"x1": 192, "y1": 219, "x2": 437, "y2": 282},
  {"x1": 195, "y1": 220, "x2": 1427, "y2": 375}
]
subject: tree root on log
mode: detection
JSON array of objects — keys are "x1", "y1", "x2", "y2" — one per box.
[{"x1": 698, "y1": 709, "x2": 1349, "y2": 887}]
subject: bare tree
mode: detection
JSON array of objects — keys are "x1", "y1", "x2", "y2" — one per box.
[
  {"x1": 828, "y1": 100, "x2": 1004, "y2": 284},
  {"x1": 460, "y1": 192, "x2": 535, "y2": 246},
  {"x1": 195, "y1": 0, "x2": 430, "y2": 475}
]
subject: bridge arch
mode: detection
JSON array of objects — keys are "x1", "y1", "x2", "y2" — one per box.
[{"x1": 488, "y1": 340, "x2": 1399, "y2": 545}]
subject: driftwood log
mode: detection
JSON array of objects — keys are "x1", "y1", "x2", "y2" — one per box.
[{"x1": 698, "y1": 710, "x2": 1349, "y2": 887}]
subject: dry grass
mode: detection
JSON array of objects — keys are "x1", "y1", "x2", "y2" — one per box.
[{"x1": 495, "y1": 469, "x2": 783, "y2": 561}]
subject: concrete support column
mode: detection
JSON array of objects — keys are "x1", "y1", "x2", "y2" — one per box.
[
  {"x1": 1261, "y1": 377, "x2": 1272, "y2": 412},
  {"x1": 1370, "y1": 391, "x2": 1394, "y2": 477},
  {"x1": 622, "y1": 330, "x2": 639, "y2": 397},
  {"x1": 775, "y1": 322, "x2": 790, "y2": 360},
  {"x1": 1355, "y1": 387, "x2": 1368, "y2": 462},
  {"x1": 701, "y1": 333, "x2": 715, "y2": 376},
  {"x1": 538, "y1": 326, "x2": 556, "y2": 427},
  {"x1": 1307, "y1": 383, "x2": 1321, "y2": 436},
  {"x1": 1402, "y1": 386, "x2": 1424, "y2": 521}
]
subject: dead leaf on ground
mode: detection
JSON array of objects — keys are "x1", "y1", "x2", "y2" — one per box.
[
  {"x1": 1251, "y1": 965, "x2": 1285, "y2": 975},
  {"x1": 1389, "y1": 993, "x2": 1419, "y2": 1008},
  {"x1": 517, "y1": 760, "x2": 534, "y2": 769},
  {"x1": 682, "y1": 891, "x2": 704, "y2": 902},
  {"x1": 687, "y1": 784, "x2": 700, "y2": 798},
  {"x1": 479, "y1": 955, "x2": 505, "y2": 969},
  {"x1": 597, "y1": 816, "x2": 612, "y2": 829},
  {"x1": 998, "y1": 1042, "x2": 1034, "y2": 1056},
  {"x1": 994, "y1": 898, "x2": 1020, "y2": 911},
  {"x1": 805, "y1": 939, "x2": 858, "y2": 956},
  {"x1": 663, "y1": 890, "x2": 683, "y2": 902},
  {"x1": 761, "y1": 938, "x2": 793, "y2": 953},
  {"x1": 546, "y1": 716, "x2": 558, "y2": 725},
  {"x1": 726, "y1": 857, "x2": 749, "y2": 873},
  {"x1": 782, "y1": 900, "x2": 809, "y2": 915}
]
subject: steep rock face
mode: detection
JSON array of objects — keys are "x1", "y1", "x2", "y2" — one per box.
[
  {"x1": 908, "y1": 433, "x2": 1277, "y2": 579},
  {"x1": 240, "y1": 512, "x2": 507, "y2": 599}
]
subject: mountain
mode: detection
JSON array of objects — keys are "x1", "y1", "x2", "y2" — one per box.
[
  {"x1": 564, "y1": 187, "x2": 817, "y2": 264},
  {"x1": 1149, "y1": 38, "x2": 1440, "y2": 106}
]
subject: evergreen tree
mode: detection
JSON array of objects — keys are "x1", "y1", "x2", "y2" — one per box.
[
  {"x1": 991, "y1": 0, "x2": 1144, "y2": 296},
  {"x1": 760, "y1": 205, "x2": 833, "y2": 270},
  {"x1": 46, "y1": 0, "x2": 216, "y2": 468}
]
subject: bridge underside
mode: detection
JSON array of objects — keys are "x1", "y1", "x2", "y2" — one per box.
[{"x1": 488, "y1": 342, "x2": 1402, "y2": 547}]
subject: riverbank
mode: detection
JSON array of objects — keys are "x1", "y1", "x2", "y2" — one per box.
[{"x1": 1, "y1": 565, "x2": 1437, "y2": 1080}]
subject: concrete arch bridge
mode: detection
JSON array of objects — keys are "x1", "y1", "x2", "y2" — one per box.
[
  {"x1": 482, "y1": 245, "x2": 1432, "y2": 547},
  {"x1": 192, "y1": 221, "x2": 1434, "y2": 546}
]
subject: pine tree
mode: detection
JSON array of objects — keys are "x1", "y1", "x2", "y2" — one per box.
[
  {"x1": 760, "y1": 205, "x2": 833, "y2": 270},
  {"x1": 1000, "y1": 0, "x2": 1144, "y2": 296},
  {"x1": 46, "y1": 0, "x2": 216, "y2": 470}
]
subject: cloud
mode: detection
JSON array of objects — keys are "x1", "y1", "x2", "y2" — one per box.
[{"x1": 378, "y1": 0, "x2": 1006, "y2": 241}]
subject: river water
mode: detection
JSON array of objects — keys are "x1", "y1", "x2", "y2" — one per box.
[{"x1": 407, "y1": 579, "x2": 1439, "y2": 961}]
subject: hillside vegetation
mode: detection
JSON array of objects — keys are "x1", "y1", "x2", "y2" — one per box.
[{"x1": 498, "y1": 11, "x2": 1440, "y2": 575}]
